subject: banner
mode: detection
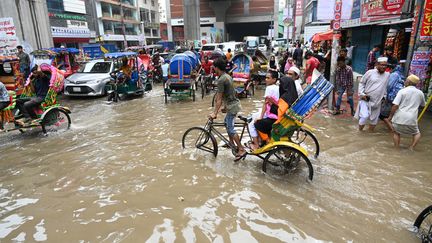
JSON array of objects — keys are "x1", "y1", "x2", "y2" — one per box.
[
  {"x1": 420, "y1": 0, "x2": 432, "y2": 41},
  {"x1": 317, "y1": 0, "x2": 354, "y2": 20},
  {"x1": 0, "y1": 17, "x2": 19, "y2": 56},
  {"x1": 409, "y1": 51, "x2": 432, "y2": 88}
]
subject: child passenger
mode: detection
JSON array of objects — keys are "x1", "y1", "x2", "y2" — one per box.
[{"x1": 248, "y1": 70, "x2": 279, "y2": 150}]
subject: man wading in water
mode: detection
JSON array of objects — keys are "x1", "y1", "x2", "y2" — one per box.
[{"x1": 209, "y1": 58, "x2": 246, "y2": 161}]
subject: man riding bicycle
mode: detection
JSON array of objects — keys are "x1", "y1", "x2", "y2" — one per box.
[{"x1": 209, "y1": 58, "x2": 246, "y2": 161}]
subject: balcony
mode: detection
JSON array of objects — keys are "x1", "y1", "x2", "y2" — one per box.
[{"x1": 142, "y1": 21, "x2": 159, "y2": 29}]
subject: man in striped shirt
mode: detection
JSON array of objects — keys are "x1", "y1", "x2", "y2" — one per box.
[{"x1": 334, "y1": 56, "x2": 354, "y2": 116}]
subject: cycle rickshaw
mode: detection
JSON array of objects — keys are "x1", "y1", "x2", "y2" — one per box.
[
  {"x1": 182, "y1": 75, "x2": 333, "y2": 180},
  {"x1": 0, "y1": 63, "x2": 71, "y2": 134},
  {"x1": 105, "y1": 52, "x2": 151, "y2": 102},
  {"x1": 0, "y1": 56, "x2": 25, "y2": 96},
  {"x1": 164, "y1": 53, "x2": 198, "y2": 103},
  {"x1": 232, "y1": 53, "x2": 254, "y2": 98},
  {"x1": 32, "y1": 48, "x2": 80, "y2": 78}
]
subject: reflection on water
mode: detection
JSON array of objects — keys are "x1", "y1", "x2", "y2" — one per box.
[{"x1": 0, "y1": 86, "x2": 431, "y2": 242}]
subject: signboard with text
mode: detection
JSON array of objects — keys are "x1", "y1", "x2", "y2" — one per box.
[
  {"x1": 383, "y1": 0, "x2": 404, "y2": 11},
  {"x1": 0, "y1": 17, "x2": 19, "y2": 56},
  {"x1": 409, "y1": 51, "x2": 432, "y2": 87},
  {"x1": 420, "y1": 0, "x2": 432, "y2": 41},
  {"x1": 361, "y1": 0, "x2": 402, "y2": 22}
]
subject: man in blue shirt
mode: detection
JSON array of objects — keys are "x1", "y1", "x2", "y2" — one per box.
[{"x1": 16, "y1": 70, "x2": 50, "y2": 125}]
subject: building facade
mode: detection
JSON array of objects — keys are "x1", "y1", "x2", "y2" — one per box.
[
  {"x1": 139, "y1": 0, "x2": 161, "y2": 44},
  {"x1": 0, "y1": 0, "x2": 53, "y2": 52},
  {"x1": 47, "y1": 0, "x2": 95, "y2": 48},
  {"x1": 167, "y1": 0, "x2": 277, "y2": 42}
]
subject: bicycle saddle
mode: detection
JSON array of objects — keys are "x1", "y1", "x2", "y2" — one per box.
[{"x1": 237, "y1": 115, "x2": 251, "y2": 123}]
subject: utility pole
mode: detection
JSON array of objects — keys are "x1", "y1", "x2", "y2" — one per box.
[
  {"x1": 120, "y1": 4, "x2": 128, "y2": 49},
  {"x1": 328, "y1": 0, "x2": 342, "y2": 110}
]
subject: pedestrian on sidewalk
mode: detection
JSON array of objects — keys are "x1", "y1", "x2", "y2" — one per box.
[
  {"x1": 293, "y1": 43, "x2": 303, "y2": 67},
  {"x1": 366, "y1": 45, "x2": 380, "y2": 71},
  {"x1": 304, "y1": 51, "x2": 320, "y2": 84},
  {"x1": 17, "y1": 45, "x2": 31, "y2": 79},
  {"x1": 339, "y1": 48, "x2": 352, "y2": 66},
  {"x1": 334, "y1": 56, "x2": 354, "y2": 116},
  {"x1": 346, "y1": 41, "x2": 356, "y2": 60},
  {"x1": 268, "y1": 55, "x2": 279, "y2": 72},
  {"x1": 355, "y1": 57, "x2": 390, "y2": 131},
  {"x1": 388, "y1": 75, "x2": 426, "y2": 150},
  {"x1": 380, "y1": 63, "x2": 405, "y2": 131}
]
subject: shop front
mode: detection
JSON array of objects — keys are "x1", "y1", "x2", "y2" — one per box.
[{"x1": 51, "y1": 26, "x2": 91, "y2": 48}]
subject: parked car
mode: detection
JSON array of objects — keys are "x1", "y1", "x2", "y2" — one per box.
[
  {"x1": 64, "y1": 59, "x2": 114, "y2": 97},
  {"x1": 200, "y1": 43, "x2": 224, "y2": 59},
  {"x1": 258, "y1": 44, "x2": 267, "y2": 52}
]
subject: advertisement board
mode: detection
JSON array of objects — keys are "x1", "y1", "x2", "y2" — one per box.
[
  {"x1": 360, "y1": 0, "x2": 402, "y2": 22},
  {"x1": 409, "y1": 51, "x2": 432, "y2": 87},
  {"x1": 420, "y1": 0, "x2": 432, "y2": 41},
  {"x1": 0, "y1": 17, "x2": 19, "y2": 56}
]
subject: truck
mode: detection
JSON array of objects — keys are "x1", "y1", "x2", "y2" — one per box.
[
  {"x1": 82, "y1": 44, "x2": 118, "y2": 59},
  {"x1": 243, "y1": 36, "x2": 259, "y2": 56}
]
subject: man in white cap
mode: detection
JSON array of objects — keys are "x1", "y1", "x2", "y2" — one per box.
[
  {"x1": 355, "y1": 56, "x2": 390, "y2": 131},
  {"x1": 388, "y1": 74, "x2": 425, "y2": 150},
  {"x1": 286, "y1": 66, "x2": 303, "y2": 96}
]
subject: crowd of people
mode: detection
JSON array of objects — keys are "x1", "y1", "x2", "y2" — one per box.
[{"x1": 207, "y1": 41, "x2": 426, "y2": 157}]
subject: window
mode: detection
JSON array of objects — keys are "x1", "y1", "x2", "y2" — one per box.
[
  {"x1": 144, "y1": 0, "x2": 147, "y2": 4},
  {"x1": 151, "y1": 11, "x2": 156, "y2": 22},
  {"x1": 152, "y1": 29, "x2": 158, "y2": 36},
  {"x1": 47, "y1": 0, "x2": 64, "y2": 12},
  {"x1": 151, "y1": 0, "x2": 155, "y2": 6}
]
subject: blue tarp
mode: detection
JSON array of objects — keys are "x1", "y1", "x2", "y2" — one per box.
[
  {"x1": 169, "y1": 54, "x2": 193, "y2": 80},
  {"x1": 50, "y1": 47, "x2": 80, "y2": 54}
]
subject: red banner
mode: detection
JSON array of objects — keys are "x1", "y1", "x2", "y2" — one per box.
[
  {"x1": 420, "y1": 0, "x2": 432, "y2": 41},
  {"x1": 361, "y1": 0, "x2": 402, "y2": 22},
  {"x1": 333, "y1": 0, "x2": 342, "y2": 30}
]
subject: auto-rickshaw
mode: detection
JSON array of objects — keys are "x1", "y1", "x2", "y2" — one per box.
[
  {"x1": 104, "y1": 52, "x2": 151, "y2": 102},
  {"x1": 0, "y1": 56, "x2": 25, "y2": 96}
]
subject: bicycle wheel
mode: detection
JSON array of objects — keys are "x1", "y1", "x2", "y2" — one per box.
[
  {"x1": 290, "y1": 128, "x2": 320, "y2": 158},
  {"x1": 41, "y1": 108, "x2": 71, "y2": 134},
  {"x1": 182, "y1": 127, "x2": 218, "y2": 157},
  {"x1": 414, "y1": 205, "x2": 432, "y2": 243},
  {"x1": 262, "y1": 146, "x2": 313, "y2": 180}
]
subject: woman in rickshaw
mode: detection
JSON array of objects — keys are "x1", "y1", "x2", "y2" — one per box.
[
  {"x1": 248, "y1": 74, "x2": 298, "y2": 149},
  {"x1": 119, "y1": 56, "x2": 132, "y2": 80}
]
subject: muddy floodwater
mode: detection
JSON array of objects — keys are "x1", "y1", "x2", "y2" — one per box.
[{"x1": 1, "y1": 86, "x2": 431, "y2": 242}]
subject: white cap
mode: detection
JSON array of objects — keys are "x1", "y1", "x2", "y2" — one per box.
[
  {"x1": 377, "y1": 57, "x2": 388, "y2": 63},
  {"x1": 289, "y1": 66, "x2": 301, "y2": 76}
]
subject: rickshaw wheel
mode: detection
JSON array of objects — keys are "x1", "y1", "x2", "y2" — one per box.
[
  {"x1": 290, "y1": 128, "x2": 320, "y2": 158},
  {"x1": 182, "y1": 127, "x2": 218, "y2": 157},
  {"x1": 41, "y1": 108, "x2": 71, "y2": 134},
  {"x1": 262, "y1": 146, "x2": 313, "y2": 180}
]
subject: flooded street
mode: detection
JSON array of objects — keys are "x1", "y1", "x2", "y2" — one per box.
[{"x1": 0, "y1": 85, "x2": 431, "y2": 242}]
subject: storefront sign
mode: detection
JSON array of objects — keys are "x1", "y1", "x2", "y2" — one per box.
[
  {"x1": 296, "y1": 0, "x2": 303, "y2": 16},
  {"x1": 63, "y1": 0, "x2": 86, "y2": 14},
  {"x1": 48, "y1": 13, "x2": 86, "y2": 21},
  {"x1": 0, "y1": 17, "x2": 19, "y2": 56},
  {"x1": 409, "y1": 51, "x2": 431, "y2": 85},
  {"x1": 171, "y1": 17, "x2": 216, "y2": 26},
  {"x1": 420, "y1": 0, "x2": 432, "y2": 41},
  {"x1": 333, "y1": 0, "x2": 342, "y2": 30},
  {"x1": 51, "y1": 26, "x2": 90, "y2": 38},
  {"x1": 361, "y1": 0, "x2": 402, "y2": 22},
  {"x1": 317, "y1": 0, "x2": 353, "y2": 20},
  {"x1": 67, "y1": 20, "x2": 88, "y2": 29},
  {"x1": 383, "y1": 0, "x2": 404, "y2": 11}
]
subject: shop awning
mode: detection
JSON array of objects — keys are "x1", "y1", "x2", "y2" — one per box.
[
  {"x1": 311, "y1": 30, "x2": 341, "y2": 42},
  {"x1": 377, "y1": 18, "x2": 413, "y2": 26}
]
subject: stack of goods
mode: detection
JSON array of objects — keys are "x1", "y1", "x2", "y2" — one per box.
[{"x1": 393, "y1": 31, "x2": 405, "y2": 60}]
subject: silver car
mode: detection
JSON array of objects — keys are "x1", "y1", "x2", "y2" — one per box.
[{"x1": 64, "y1": 60, "x2": 114, "y2": 96}]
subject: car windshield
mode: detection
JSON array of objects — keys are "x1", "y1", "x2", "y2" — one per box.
[
  {"x1": 202, "y1": 46, "x2": 215, "y2": 51},
  {"x1": 78, "y1": 62, "x2": 111, "y2": 73},
  {"x1": 247, "y1": 41, "x2": 257, "y2": 47}
]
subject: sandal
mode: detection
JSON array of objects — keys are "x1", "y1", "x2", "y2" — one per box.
[{"x1": 234, "y1": 151, "x2": 247, "y2": 162}]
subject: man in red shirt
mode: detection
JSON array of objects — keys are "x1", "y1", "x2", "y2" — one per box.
[
  {"x1": 201, "y1": 56, "x2": 213, "y2": 75},
  {"x1": 304, "y1": 51, "x2": 320, "y2": 84}
]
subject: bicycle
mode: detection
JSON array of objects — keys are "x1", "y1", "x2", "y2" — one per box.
[
  {"x1": 414, "y1": 205, "x2": 432, "y2": 243},
  {"x1": 182, "y1": 116, "x2": 319, "y2": 180}
]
